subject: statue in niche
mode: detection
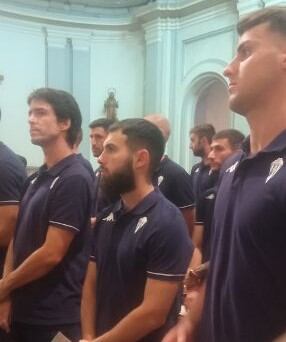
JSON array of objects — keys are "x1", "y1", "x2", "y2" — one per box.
[{"x1": 104, "y1": 89, "x2": 118, "y2": 120}]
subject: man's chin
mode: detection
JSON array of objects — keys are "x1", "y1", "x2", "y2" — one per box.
[{"x1": 31, "y1": 138, "x2": 43, "y2": 146}]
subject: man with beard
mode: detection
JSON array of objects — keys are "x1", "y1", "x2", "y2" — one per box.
[
  {"x1": 192, "y1": 129, "x2": 245, "y2": 263},
  {"x1": 0, "y1": 88, "x2": 93, "y2": 342},
  {"x1": 89, "y1": 118, "x2": 116, "y2": 219},
  {"x1": 163, "y1": 7, "x2": 286, "y2": 342},
  {"x1": 81, "y1": 119, "x2": 193, "y2": 342},
  {"x1": 189, "y1": 124, "x2": 216, "y2": 202}
]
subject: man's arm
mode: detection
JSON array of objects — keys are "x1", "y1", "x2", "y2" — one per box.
[
  {"x1": 162, "y1": 281, "x2": 206, "y2": 342},
  {"x1": 0, "y1": 225, "x2": 75, "y2": 300},
  {"x1": 94, "y1": 278, "x2": 180, "y2": 342},
  {"x1": 180, "y1": 207, "x2": 194, "y2": 237},
  {"x1": 191, "y1": 222, "x2": 204, "y2": 265},
  {"x1": 81, "y1": 261, "x2": 97, "y2": 340},
  {"x1": 0, "y1": 239, "x2": 15, "y2": 333},
  {"x1": 0, "y1": 205, "x2": 19, "y2": 248}
]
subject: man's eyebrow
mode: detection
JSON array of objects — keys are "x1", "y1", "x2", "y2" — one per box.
[
  {"x1": 237, "y1": 40, "x2": 257, "y2": 53},
  {"x1": 237, "y1": 41, "x2": 249, "y2": 53}
]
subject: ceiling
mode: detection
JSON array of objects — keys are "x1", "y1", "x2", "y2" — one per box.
[{"x1": 11, "y1": 0, "x2": 154, "y2": 9}]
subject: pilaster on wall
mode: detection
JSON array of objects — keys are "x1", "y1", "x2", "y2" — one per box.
[
  {"x1": 72, "y1": 35, "x2": 91, "y2": 159},
  {"x1": 236, "y1": 0, "x2": 264, "y2": 16},
  {"x1": 143, "y1": 18, "x2": 179, "y2": 156},
  {"x1": 45, "y1": 29, "x2": 71, "y2": 91},
  {"x1": 45, "y1": 28, "x2": 91, "y2": 159}
]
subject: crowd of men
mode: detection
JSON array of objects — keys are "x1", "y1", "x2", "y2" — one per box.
[{"x1": 0, "y1": 6, "x2": 285, "y2": 342}]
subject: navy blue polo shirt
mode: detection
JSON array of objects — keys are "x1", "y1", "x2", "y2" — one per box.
[
  {"x1": 195, "y1": 171, "x2": 219, "y2": 262},
  {"x1": 199, "y1": 131, "x2": 286, "y2": 342},
  {"x1": 153, "y1": 156, "x2": 195, "y2": 209},
  {"x1": 12, "y1": 154, "x2": 93, "y2": 326},
  {"x1": 0, "y1": 142, "x2": 26, "y2": 275},
  {"x1": 190, "y1": 162, "x2": 216, "y2": 203},
  {"x1": 91, "y1": 189, "x2": 193, "y2": 341},
  {"x1": 76, "y1": 154, "x2": 95, "y2": 181}
]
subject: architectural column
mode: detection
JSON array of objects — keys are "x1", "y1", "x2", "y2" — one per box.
[
  {"x1": 72, "y1": 35, "x2": 91, "y2": 159},
  {"x1": 46, "y1": 29, "x2": 71, "y2": 91},
  {"x1": 143, "y1": 18, "x2": 179, "y2": 157}
]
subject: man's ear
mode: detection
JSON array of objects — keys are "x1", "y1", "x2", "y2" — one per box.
[
  {"x1": 59, "y1": 118, "x2": 71, "y2": 132},
  {"x1": 133, "y1": 149, "x2": 150, "y2": 170},
  {"x1": 281, "y1": 52, "x2": 286, "y2": 70}
]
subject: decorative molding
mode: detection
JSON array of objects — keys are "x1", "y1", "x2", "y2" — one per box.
[
  {"x1": 0, "y1": 15, "x2": 44, "y2": 37},
  {"x1": 236, "y1": 0, "x2": 265, "y2": 16},
  {"x1": 0, "y1": 2, "x2": 137, "y2": 31},
  {"x1": 135, "y1": 0, "x2": 229, "y2": 24},
  {"x1": 0, "y1": 0, "x2": 236, "y2": 32},
  {"x1": 143, "y1": 18, "x2": 179, "y2": 44}
]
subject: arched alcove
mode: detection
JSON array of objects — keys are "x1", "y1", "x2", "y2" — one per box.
[
  {"x1": 194, "y1": 78, "x2": 230, "y2": 131},
  {"x1": 180, "y1": 71, "x2": 231, "y2": 169}
]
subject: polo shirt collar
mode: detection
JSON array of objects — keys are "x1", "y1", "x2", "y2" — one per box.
[
  {"x1": 113, "y1": 188, "x2": 160, "y2": 218},
  {"x1": 38, "y1": 154, "x2": 77, "y2": 177},
  {"x1": 242, "y1": 130, "x2": 286, "y2": 157}
]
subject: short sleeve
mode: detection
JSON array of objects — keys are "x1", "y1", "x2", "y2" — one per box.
[
  {"x1": 0, "y1": 162, "x2": 26, "y2": 204},
  {"x1": 48, "y1": 175, "x2": 91, "y2": 234},
  {"x1": 195, "y1": 194, "x2": 206, "y2": 225},
  {"x1": 146, "y1": 210, "x2": 193, "y2": 282},
  {"x1": 171, "y1": 170, "x2": 195, "y2": 208}
]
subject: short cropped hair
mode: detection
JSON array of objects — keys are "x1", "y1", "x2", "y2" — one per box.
[
  {"x1": 190, "y1": 124, "x2": 216, "y2": 144},
  {"x1": 238, "y1": 7, "x2": 286, "y2": 37},
  {"x1": 28, "y1": 88, "x2": 82, "y2": 147},
  {"x1": 213, "y1": 129, "x2": 245, "y2": 150},
  {"x1": 109, "y1": 118, "x2": 165, "y2": 177},
  {"x1": 89, "y1": 118, "x2": 115, "y2": 131}
]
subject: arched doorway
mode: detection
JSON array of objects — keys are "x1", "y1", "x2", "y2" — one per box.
[{"x1": 194, "y1": 78, "x2": 230, "y2": 131}]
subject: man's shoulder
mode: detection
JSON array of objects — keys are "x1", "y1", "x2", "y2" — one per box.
[
  {"x1": 60, "y1": 155, "x2": 94, "y2": 182},
  {"x1": 190, "y1": 161, "x2": 202, "y2": 175},
  {"x1": 160, "y1": 156, "x2": 189, "y2": 176},
  {"x1": 147, "y1": 193, "x2": 186, "y2": 229},
  {"x1": 0, "y1": 143, "x2": 25, "y2": 169}
]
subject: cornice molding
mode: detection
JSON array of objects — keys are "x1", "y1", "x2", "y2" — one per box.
[
  {"x1": 143, "y1": 18, "x2": 180, "y2": 44},
  {"x1": 0, "y1": 0, "x2": 233, "y2": 31}
]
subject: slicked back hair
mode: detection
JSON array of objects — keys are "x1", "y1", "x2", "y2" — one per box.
[
  {"x1": 89, "y1": 118, "x2": 116, "y2": 131},
  {"x1": 238, "y1": 7, "x2": 286, "y2": 37},
  {"x1": 109, "y1": 118, "x2": 165, "y2": 177},
  {"x1": 28, "y1": 88, "x2": 82, "y2": 148},
  {"x1": 213, "y1": 129, "x2": 245, "y2": 150}
]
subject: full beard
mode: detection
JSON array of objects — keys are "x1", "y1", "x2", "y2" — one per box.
[{"x1": 100, "y1": 160, "x2": 136, "y2": 200}]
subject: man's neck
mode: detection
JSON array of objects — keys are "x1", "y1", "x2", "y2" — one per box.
[
  {"x1": 121, "y1": 183, "x2": 154, "y2": 212},
  {"x1": 43, "y1": 140, "x2": 74, "y2": 169},
  {"x1": 247, "y1": 106, "x2": 286, "y2": 154}
]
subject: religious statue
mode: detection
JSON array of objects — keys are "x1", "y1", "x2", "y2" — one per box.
[{"x1": 104, "y1": 89, "x2": 118, "y2": 120}]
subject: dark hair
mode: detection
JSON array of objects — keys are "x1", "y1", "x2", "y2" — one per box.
[
  {"x1": 109, "y1": 118, "x2": 165, "y2": 177},
  {"x1": 238, "y1": 7, "x2": 286, "y2": 36},
  {"x1": 213, "y1": 129, "x2": 245, "y2": 150},
  {"x1": 89, "y1": 118, "x2": 115, "y2": 131},
  {"x1": 74, "y1": 127, "x2": 83, "y2": 148},
  {"x1": 190, "y1": 124, "x2": 216, "y2": 144},
  {"x1": 28, "y1": 88, "x2": 82, "y2": 147}
]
